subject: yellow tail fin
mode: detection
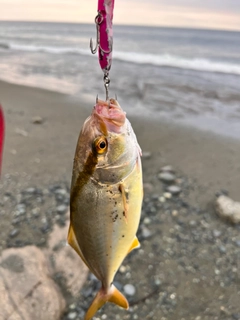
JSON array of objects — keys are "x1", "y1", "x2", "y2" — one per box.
[{"x1": 84, "y1": 284, "x2": 129, "y2": 320}]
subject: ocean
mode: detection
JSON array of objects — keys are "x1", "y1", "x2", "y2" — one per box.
[{"x1": 0, "y1": 21, "x2": 240, "y2": 138}]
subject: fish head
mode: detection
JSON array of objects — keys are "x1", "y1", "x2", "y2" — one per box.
[{"x1": 72, "y1": 98, "x2": 141, "y2": 184}]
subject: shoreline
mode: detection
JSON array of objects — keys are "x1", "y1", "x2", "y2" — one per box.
[{"x1": 1, "y1": 79, "x2": 240, "y2": 195}]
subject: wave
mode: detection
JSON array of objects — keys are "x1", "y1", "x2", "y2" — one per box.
[
  {"x1": 113, "y1": 52, "x2": 240, "y2": 76},
  {"x1": 1, "y1": 42, "x2": 240, "y2": 76}
]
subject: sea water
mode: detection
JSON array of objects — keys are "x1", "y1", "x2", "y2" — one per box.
[{"x1": 0, "y1": 21, "x2": 240, "y2": 138}]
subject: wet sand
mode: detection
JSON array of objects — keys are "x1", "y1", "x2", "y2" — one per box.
[{"x1": 1, "y1": 79, "x2": 240, "y2": 320}]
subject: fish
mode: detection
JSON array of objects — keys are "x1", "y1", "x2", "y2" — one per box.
[{"x1": 68, "y1": 98, "x2": 143, "y2": 320}]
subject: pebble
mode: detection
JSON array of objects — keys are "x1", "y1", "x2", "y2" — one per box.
[
  {"x1": 32, "y1": 116, "x2": 44, "y2": 124},
  {"x1": 159, "y1": 196, "x2": 166, "y2": 203},
  {"x1": 55, "y1": 188, "x2": 67, "y2": 196},
  {"x1": 119, "y1": 265, "x2": 126, "y2": 273},
  {"x1": 219, "y1": 245, "x2": 226, "y2": 254},
  {"x1": 143, "y1": 217, "x2": 151, "y2": 225},
  {"x1": 215, "y1": 195, "x2": 240, "y2": 224},
  {"x1": 163, "y1": 192, "x2": 172, "y2": 199},
  {"x1": 14, "y1": 204, "x2": 26, "y2": 217},
  {"x1": 158, "y1": 172, "x2": 176, "y2": 183},
  {"x1": 172, "y1": 210, "x2": 178, "y2": 217},
  {"x1": 167, "y1": 185, "x2": 181, "y2": 195},
  {"x1": 141, "y1": 226, "x2": 152, "y2": 239},
  {"x1": 9, "y1": 228, "x2": 19, "y2": 238},
  {"x1": 123, "y1": 284, "x2": 136, "y2": 296},
  {"x1": 15, "y1": 128, "x2": 28, "y2": 137},
  {"x1": 67, "y1": 312, "x2": 78, "y2": 320},
  {"x1": 56, "y1": 205, "x2": 68, "y2": 215},
  {"x1": 142, "y1": 151, "x2": 152, "y2": 159},
  {"x1": 32, "y1": 207, "x2": 40, "y2": 218},
  {"x1": 25, "y1": 187, "x2": 37, "y2": 194},
  {"x1": 235, "y1": 240, "x2": 240, "y2": 247},
  {"x1": 160, "y1": 165, "x2": 174, "y2": 173},
  {"x1": 213, "y1": 230, "x2": 222, "y2": 238}
]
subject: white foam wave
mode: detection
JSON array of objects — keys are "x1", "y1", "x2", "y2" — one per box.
[
  {"x1": 113, "y1": 51, "x2": 240, "y2": 76},
  {"x1": 2, "y1": 42, "x2": 240, "y2": 76},
  {"x1": 8, "y1": 43, "x2": 90, "y2": 56}
]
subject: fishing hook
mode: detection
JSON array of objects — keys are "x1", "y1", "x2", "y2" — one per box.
[{"x1": 90, "y1": 12, "x2": 112, "y2": 55}]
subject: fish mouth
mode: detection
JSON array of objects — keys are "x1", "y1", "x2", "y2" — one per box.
[{"x1": 93, "y1": 98, "x2": 126, "y2": 133}]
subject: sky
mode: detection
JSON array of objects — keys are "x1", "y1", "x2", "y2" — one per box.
[{"x1": 0, "y1": 0, "x2": 240, "y2": 31}]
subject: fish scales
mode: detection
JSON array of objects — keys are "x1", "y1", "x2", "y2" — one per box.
[{"x1": 68, "y1": 98, "x2": 143, "y2": 320}]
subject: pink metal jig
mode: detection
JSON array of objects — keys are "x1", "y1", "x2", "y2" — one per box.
[{"x1": 90, "y1": 0, "x2": 115, "y2": 100}]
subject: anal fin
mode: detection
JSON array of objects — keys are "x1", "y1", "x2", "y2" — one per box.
[
  {"x1": 67, "y1": 224, "x2": 90, "y2": 269},
  {"x1": 127, "y1": 236, "x2": 140, "y2": 254}
]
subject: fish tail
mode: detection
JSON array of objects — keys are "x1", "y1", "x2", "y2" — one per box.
[{"x1": 84, "y1": 284, "x2": 129, "y2": 320}]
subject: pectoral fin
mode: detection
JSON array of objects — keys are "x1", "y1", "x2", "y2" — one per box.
[
  {"x1": 119, "y1": 183, "x2": 129, "y2": 223},
  {"x1": 127, "y1": 236, "x2": 140, "y2": 254},
  {"x1": 67, "y1": 224, "x2": 90, "y2": 269}
]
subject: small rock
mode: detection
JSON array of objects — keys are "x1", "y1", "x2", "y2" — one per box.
[
  {"x1": 159, "y1": 196, "x2": 165, "y2": 203},
  {"x1": 143, "y1": 217, "x2": 151, "y2": 225},
  {"x1": 167, "y1": 185, "x2": 181, "y2": 195},
  {"x1": 9, "y1": 228, "x2": 19, "y2": 238},
  {"x1": 219, "y1": 245, "x2": 226, "y2": 254},
  {"x1": 172, "y1": 210, "x2": 178, "y2": 217},
  {"x1": 14, "y1": 204, "x2": 26, "y2": 217},
  {"x1": 67, "y1": 311, "x2": 78, "y2": 319},
  {"x1": 158, "y1": 172, "x2": 176, "y2": 183},
  {"x1": 189, "y1": 220, "x2": 197, "y2": 227},
  {"x1": 0, "y1": 246, "x2": 66, "y2": 320},
  {"x1": 119, "y1": 265, "x2": 126, "y2": 273},
  {"x1": 25, "y1": 187, "x2": 37, "y2": 194},
  {"x1": 123, "y1": 284, "x2": 136, "y2": 296},
  {"x1": 235, "y1": 240, "x2": 240, "y2": 247},
  {"x1": 213, "y1": 230, "x2": 222, "y2": 238},
  {"x1": 215, "y1": 195, "x2": 240, "y2": 224},
  {"x1": 44, "y1": 218, "x2": 88, "y2": 296},
  {"x1": 160, "y1": 165, "x2": 174, "y2": 173},
  {"x1": 56, "y1": 205, "x2": 68, "y2": 215},
  {"x1": 15, "y1": 128, "x2": 28, "y2": 137},
  {"x1": 141, "y1": 226, "x2": 152, "y2": 239},
  {"x1": 55, "y1": 188, "x2": 67, "y2": 196},
  {"x1": 163, "y1": 192, "x2": 172, "y2": 199},
  {"x1": 32, "y1": 116, "x2": 44, "y2": 124},
  {"x1": 32, "y1": 207, "x2": 40, "y2": 218},
  {"x1": 142, "y1": 151, "x2": 151, "y2": 159}
]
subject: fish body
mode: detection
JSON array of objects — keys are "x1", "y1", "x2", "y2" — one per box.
[{"x1": 68, "y1": 98, "x2": 143, "y2": 319}]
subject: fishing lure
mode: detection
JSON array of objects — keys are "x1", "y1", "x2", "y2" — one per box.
[{"x1": 90, "y1": 0, "x2": 115, "y2": 100}]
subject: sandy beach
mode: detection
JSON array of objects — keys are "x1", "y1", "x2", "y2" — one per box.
[{"x1": 1, "y1": 79, "x2": 240, "y2": 320}]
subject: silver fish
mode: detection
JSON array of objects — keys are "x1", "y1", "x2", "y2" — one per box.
[{"x1": 68, "y1": 98, "x2": 143, "y2": 320}]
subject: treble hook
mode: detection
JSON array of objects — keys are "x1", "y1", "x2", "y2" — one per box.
[{"x1": 90, "y1": 12, "x2": 112, "y2": 55}]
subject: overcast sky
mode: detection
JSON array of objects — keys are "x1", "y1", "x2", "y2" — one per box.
[{"x1": 0, "y1": 0, "x2": 240, "y2": 31}]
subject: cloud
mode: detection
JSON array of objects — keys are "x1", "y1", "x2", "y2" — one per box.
[{"x1": 0, "y1": 0, "x2": 240, "y2": 30}]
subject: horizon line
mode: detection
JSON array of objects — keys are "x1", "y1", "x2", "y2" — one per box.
[{"x1": 0, "y1": 19, "x2": 240, "y2": 33}]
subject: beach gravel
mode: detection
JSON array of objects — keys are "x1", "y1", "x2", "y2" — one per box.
[{"x1": 1, "y1": 80, "x2": 240, "y2": 320}]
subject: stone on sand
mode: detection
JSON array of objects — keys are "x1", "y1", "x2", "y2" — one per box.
[
  {"x1": 0, "y1": 246, "x2": 66, "y2": 320},
  {"x1": 215, "y1": 195, "x2": 240, "y2": 224},
  {"x1": 158, "y1": 172, "x2": 176, "y2": 183},
  {"x1": 44, "y1": 218, "x2": 88, "y2": 296}
]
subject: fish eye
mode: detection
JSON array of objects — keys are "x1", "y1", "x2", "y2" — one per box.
[{"x1": 93, "y1": 136, "x2": 108, "y2": 154}]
